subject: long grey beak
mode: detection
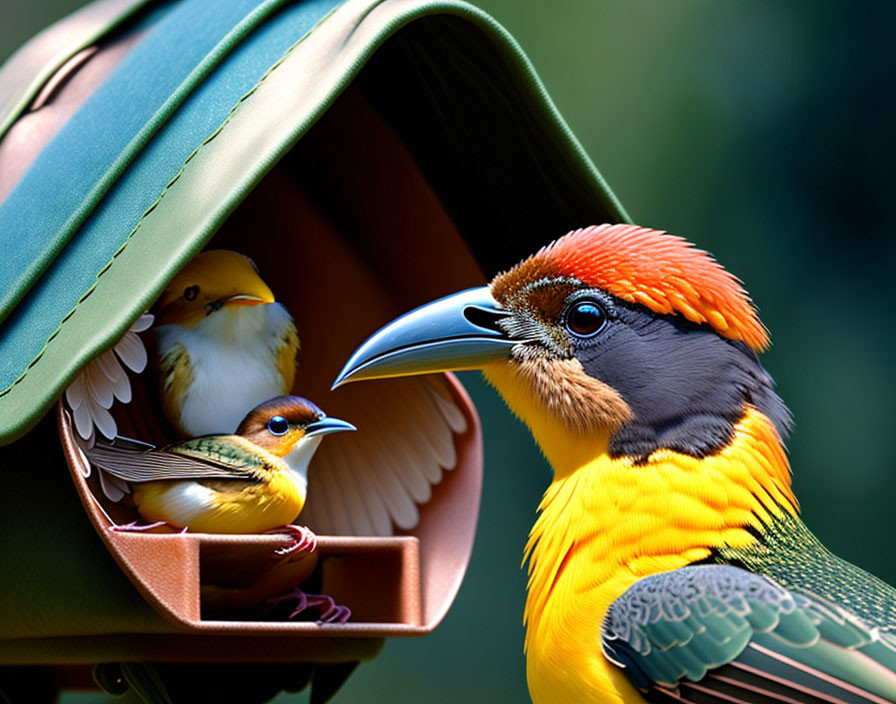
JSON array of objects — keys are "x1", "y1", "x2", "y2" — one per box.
[
  {"x1": 332, "y1": 286, "x2": 515, "y2": 388},
  {"x1": 304, "y1": 417, "x2": 356, "y2": 437}
]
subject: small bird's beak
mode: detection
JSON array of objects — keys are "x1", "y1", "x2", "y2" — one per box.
[
  {"x1": 222, "y1": 291, "x2": 275, "y2": 308},
  {"x1": 332, "y1": 286, "x2": 515, "y2": 388},
  {"x1": 221, "y1": 271, "x2": 277, "y2": 308},
  {"x1": 304, "y1": 417, "x2": 357, "y2": 437}
]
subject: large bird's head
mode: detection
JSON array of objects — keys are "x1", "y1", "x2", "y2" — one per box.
[
  {"x1": 156, "y1": 250, "x2": 276, "y2": 329},
  {"x1": 335, "y1": 225, "x2": 791, "y2": 473}
]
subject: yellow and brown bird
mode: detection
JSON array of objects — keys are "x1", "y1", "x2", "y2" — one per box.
[
  {"x1": 85, "y1": 395, "x2": 354, "y2": 550},
  {"x1": 335, "y1": 224, "x2": 896, "y2": 704},
  {"x1": 154, "y1": 250, "x2": 299, "y2": 437}
]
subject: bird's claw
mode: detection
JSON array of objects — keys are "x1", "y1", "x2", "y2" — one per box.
[
  {"x1": 261, "y1": 587, "x2": 351, "y2": 624},
  {"x1": 310, "y1": 596, "x2": 352, "y2": 624},
  {"x1": 110, "y1": 520, "x2": 188, "y2": 534},
  {"x1": 269, "y1": 524, "x2": 317, "y2": 556}
]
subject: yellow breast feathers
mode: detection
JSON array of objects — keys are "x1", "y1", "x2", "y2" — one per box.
[{"x1": 523, "y1": 407, "x2": 794, "y2": 703}]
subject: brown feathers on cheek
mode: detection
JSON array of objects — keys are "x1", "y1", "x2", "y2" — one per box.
[
  {"x1": 236, "y1": 425, "x2": 280, "y2": 452},
  {"x1": 236, "y1": 424, "x2": 303, "y2": 456},
  {"x1": 508, "y1": 348, "x2": 634, "y2": 434}
]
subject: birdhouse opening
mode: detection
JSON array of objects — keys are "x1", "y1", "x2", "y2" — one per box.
[{"x1": 58, "y1": 55, "x2": 488, "y2": 642}]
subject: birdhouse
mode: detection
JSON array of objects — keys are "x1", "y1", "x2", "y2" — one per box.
[{"x1": 0, "y1": 0, "x2": 626, "y2": 697}]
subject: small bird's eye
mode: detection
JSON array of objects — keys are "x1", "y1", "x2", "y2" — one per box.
[
  {"x1": 183, "y1": 285, "x2": 199, "y2": 301},
  {"x1": 565, "y1": 300, "x2": 607, "y2": 338},
  {"x1": 266, "y1": 415, "x2": 289, "y2": 435}
]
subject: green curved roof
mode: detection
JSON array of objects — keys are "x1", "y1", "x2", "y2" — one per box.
[{"x1": 0, "y1": 0, "x2": 627, "y2": 444}]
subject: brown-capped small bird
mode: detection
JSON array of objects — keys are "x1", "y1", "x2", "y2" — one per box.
[{"x1": 85, "y1": 396, "x2": 354, "y2": 554}]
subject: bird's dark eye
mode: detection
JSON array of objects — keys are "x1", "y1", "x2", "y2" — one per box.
[
  {"x1": 565, "y1": 300, "x2": 607, "y2": 338},
  {"x1": 183, "y1": 285, "x2": 199, "y2": 301},
  {"x1": 266, "y1": 415, "x2": 289, "y2": 435}
]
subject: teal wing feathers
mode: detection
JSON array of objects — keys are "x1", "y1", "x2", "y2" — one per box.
[
  {"x1": 601, "y1": 565, "x2": 896, "y2": 703},
  {"x1": 716, "y1": 512, "x2": 896, "y2": 638},
  {"x1": 85, "y1": 436, "x2": 260, "y2": 483}
]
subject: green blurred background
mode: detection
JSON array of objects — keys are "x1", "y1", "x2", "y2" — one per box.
[{"x1": 3, "y1": 1, "x2": 896, "y2": 702}]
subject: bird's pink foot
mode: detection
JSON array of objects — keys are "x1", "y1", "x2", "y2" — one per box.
[
  {"x1": 110, "y1": 520, "x2": 188, "y2": 534},
  {"x1": 267, "y1": 524, "x2": 317, "y2": 556},
  {"x1": 305, "y1": 594, "x2": 352, "y2": 624},
  {"x1": 262, "y1": 587, "x2": 351, "y2": 624}
]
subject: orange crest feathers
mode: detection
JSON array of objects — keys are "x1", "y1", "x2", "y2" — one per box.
[{"x1": 535, "y1": 224, "x2": 769, "y2": 351}]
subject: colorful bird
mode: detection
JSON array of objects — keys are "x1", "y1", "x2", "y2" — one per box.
[
  {"x1": 85, "y1": 395, "x2": 354, "y2": 550},
  {"x1": 154, "y1": 250, "x2": 300, "y2": 437},
  {"x1": 334, "y1": 224, "x2": 896, "y2": 704}
]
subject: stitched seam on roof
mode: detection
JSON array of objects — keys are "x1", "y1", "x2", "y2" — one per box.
[{"x1": 0, "y1": 10, "x2": 336, "y2": 398}]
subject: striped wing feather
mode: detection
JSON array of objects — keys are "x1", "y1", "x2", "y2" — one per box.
[
  {"x1": 302, "y1": 375, "x2": 467, "y2": 536},
  {"x1": 85, "y1": 436, "x2": 259, "y2": 483},
  {"x1": 602, "y1": 565, "x2": 896, "y2": 704}
]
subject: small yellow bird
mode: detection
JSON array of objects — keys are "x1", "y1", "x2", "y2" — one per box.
[
  {"x1": 85, "y1": 395, "x2": 354, "y2": 553},
  {"x1": 154, "y1": 250, "x2": 300, "y2": 437}
]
